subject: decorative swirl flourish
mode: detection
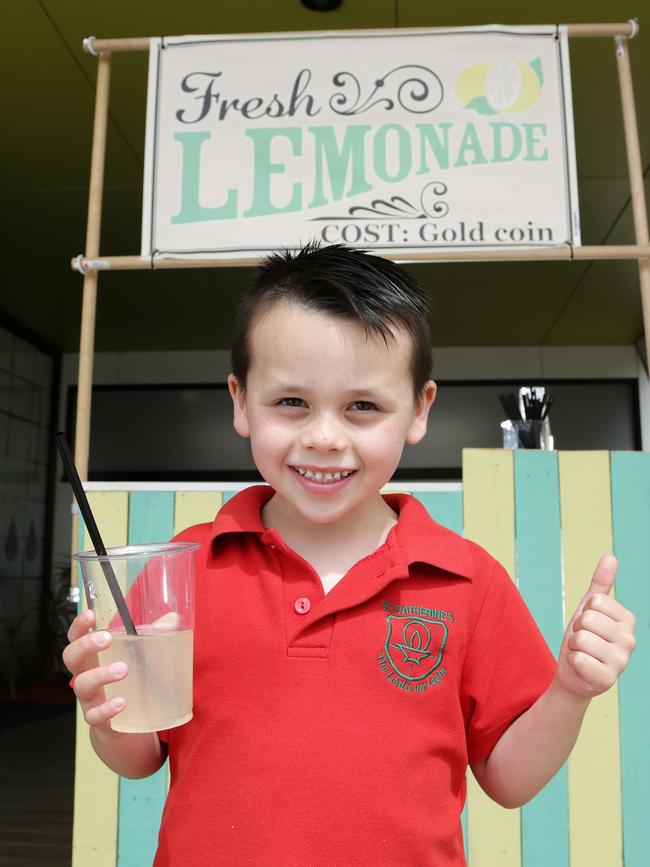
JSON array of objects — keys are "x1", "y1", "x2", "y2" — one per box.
[
  {"x1": 309, "y1": 196, "x2": 426, "y2": 221},
  {"x1": 420, "y1": 182, "x2": 449, "y2": 219},
  {"x1": 349, "y1": 196, "x2": 425, "y2": 219},
  {"x1": 308, "y1": 186, "x2": 450, "y2": 222},
  {"x1": 329, "y1": 65, "x2": 444, "y2": 116}
]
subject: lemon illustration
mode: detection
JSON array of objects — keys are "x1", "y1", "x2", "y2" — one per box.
[
  {"x1": 454, "y1": 63, "x2": 490, "y2": 104},
  {"x1": 486, "y1": 59, "x2": 542, "y2": 112},
  {"x1": 454, "y1": 57, "x2": 543, "y2": 115}
]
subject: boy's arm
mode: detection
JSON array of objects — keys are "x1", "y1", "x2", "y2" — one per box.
[
  {"x1": 471, "y1": 555, "x2": 636, "y2": 808},
  {"x1": 90, "y1": 727, "x2": 167, "y2": 780}
]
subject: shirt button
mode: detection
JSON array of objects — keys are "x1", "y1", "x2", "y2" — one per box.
[{"x1": 295, "y1": 597, "x2": 311, "y2": 614}]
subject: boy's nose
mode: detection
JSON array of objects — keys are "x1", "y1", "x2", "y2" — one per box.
[{"x1": 301, "y1": 413, "x2": 346, "y2": 451}]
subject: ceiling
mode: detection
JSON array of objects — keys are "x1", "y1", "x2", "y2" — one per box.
[{"x1": 1, "y1": 0, "x2": 649, "y2": 353}]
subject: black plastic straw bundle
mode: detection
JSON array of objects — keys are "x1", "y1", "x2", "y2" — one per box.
[
  {"x1": 499, "y1": 387, "x2": 554, "y2": 422},
  {"x1": 522, "y1": 390, "x2": 554, "y2": 420}
]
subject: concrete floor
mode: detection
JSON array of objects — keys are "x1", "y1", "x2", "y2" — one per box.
[{"x1": 0, "y1": 704, "x2": 75, "y2": 866}]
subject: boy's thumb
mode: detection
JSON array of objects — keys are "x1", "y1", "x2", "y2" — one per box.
[
  {"x1": 563, "y1": 555, "x2": 617, "y2": 648},
  {"x1": 584, "y1": 554, "x2": 617, "y2": 599}
]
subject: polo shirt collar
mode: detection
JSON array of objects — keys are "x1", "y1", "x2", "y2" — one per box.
[
  {"x1": 210, "y1": 485, "x2": 272, "y2": 537},
  {"x1": 210, "y1": 485, "x2": 473, "y2": 581},
  {"x1": 384, "y1": 493, "x2": 473, "y2": 580}
]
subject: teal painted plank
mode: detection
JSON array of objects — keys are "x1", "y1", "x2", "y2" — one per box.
[
  {"x1": 117, "y1": 492, "x2": 175, "y2": 867},
  {"x1": 514, "y1": 452, "x2": 564, "y2": 657},
  {"x1": 222, "y1": 489, "x2": 239, "y2": 504},
  {"x1": 611, "y1": 452, "x2": 650, "y2": 867},
  {"x1": 415, "y1": 491, "x2": 463, "y2": 535},
  {"x1": 515, "y1": 451, "x2": 569, "y2": 867},
  {"x1": 127, "y1": 491, "x2": 175, "y2": 547},
  {"x1": 413, "y1": 491, "x2": 467, "y2": 851},
  {"x1": 117, "y1": 765, "x2": 167, "y2": 867}
]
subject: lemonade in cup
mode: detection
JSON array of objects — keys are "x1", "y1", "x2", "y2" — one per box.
[{"x1": 73, "y1": 542, "x2": 199, "y2": 733}]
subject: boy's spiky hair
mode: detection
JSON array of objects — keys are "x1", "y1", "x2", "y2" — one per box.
[{"x1": 230, "y1": 242, "x2": 433, "y2": 398}]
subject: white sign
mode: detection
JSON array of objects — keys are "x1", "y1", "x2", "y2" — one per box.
[{"x1": 142, "y1": 26, "x2": 580, "y2": 260}]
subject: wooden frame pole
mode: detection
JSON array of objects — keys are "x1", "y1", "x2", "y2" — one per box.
[
  {"x1": 614, "y1": 35, "x2": 650, "y2": 369},
  {"x1": 71, "y1": 244, "x2": 650, "y2": 272},
  {"x1": 75, "y1": 52, "x2": 111, "y2": 480},
  {"x1": 70, "y1": 52, "x2": 111, "y2": 579},
  {"x1": 84, "y1": 22, "x2": 637, "y2": 54}
]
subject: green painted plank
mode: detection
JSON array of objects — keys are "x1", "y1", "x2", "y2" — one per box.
[
  {"x1": 611, "y1": 452, "x2": 650, "y2": 867},
  {"x1": 127, "y1": 491, "x2": 175, "y2": 547},
  {"x1": 415, "y1": 491, "x2": 463, "y2": 535},
  {"x1": 413, "y1": 491, "x2": 467, "y2": 852},
  {"x1": 514, "y1": 452, "x2": 569, "y2": 867},
  {"x1": 117, "y1": 492, "x2": 175, "y2": 867}
]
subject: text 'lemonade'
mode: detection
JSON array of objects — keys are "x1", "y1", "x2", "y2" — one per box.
[{"x1": 100, "y1": 628, "x2": 194, "y2": 733}]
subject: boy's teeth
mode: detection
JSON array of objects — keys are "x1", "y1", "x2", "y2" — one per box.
[{"x1": 296, "y1": 468, "x2": 350, "y2": 482}]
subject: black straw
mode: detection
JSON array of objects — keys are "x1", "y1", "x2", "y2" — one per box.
[{"x1": 56, "y1": 433, "x2": 138, "y2": 636}]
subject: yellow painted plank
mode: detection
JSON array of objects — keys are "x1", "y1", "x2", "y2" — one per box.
[
  {"x1": 173, "y1": 490, "x2": 223, "y2": 536},
  {"x1": 558, "y1": 453, "x2": 622, "y2": 867},
  {"x1": 462, "y1": 449, "x2": 515, "y2": 576},
  {"x1": 72, "y1": 492, "x2": 128, "y2": 867},
  {"x1": 462, "y1": 449, "x2": 520, "y2": 867},
  {"x1": 83, "y1": 492, "x2": 130, "y2": 552},
  {"x1": 72, "y1": 710, "x2": 120, "y2": 867}
]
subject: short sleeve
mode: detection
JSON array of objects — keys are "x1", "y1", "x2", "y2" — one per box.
[{"x1": 461, "y1": 561, "x2": 556, "y2": 764}]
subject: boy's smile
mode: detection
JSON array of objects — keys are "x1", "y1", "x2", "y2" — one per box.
[
  {"x1": 228, "y1": 300, "x2": 435, "y2": 538},
  {"x1": 291, "y1": 465, "x2": 355, "y2": 491}
]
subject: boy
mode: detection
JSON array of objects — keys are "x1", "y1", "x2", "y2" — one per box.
[{"x1": 64, "y1": 243, "x2": 636, "y2": 866}]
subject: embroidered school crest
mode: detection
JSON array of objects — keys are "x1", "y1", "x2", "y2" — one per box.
[{"x1": 384, "y1": 615, "x2": 448, "y2": 682}]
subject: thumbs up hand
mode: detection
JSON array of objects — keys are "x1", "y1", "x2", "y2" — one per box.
[{"x1": 555, "y1": 555, "x2": 636, "y2": 700}]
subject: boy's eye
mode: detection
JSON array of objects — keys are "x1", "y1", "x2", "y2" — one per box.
[
  {"x1": 277, "y1": 397, "x2": 306, "y2": 408},
  {"x1": 350, "y1": 400, "x2": 378, "y2": 412}
]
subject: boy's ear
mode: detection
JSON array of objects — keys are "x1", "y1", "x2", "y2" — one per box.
[
  {"x1": 227, "y1": 373, "x2": 250, "y2": 439},
  {"x1": 406, "y1": 380, "x2": 437, "y2": 445}
]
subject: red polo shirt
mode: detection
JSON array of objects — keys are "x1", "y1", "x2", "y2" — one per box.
[{"x1": 154, "y1": 486, "x2": 555, "y2": 866}]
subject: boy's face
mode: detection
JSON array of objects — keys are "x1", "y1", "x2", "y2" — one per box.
[{"x1": 228, "y1": 301, "x2": 436, "y2": 529}]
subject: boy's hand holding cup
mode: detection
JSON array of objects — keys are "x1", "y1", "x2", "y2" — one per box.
[
  {"x1": 65, "y1": 605, "x2": 187, "y2": 733},
  {"x1": 64, "y1": 608, "x2": 128, "y2": 733}
]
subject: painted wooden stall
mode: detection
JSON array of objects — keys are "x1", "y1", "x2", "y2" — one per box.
[{"x1": 72, "y1": 449, "x2": 650, "y2": 867}]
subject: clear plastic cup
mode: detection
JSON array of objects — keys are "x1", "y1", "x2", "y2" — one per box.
[
  {"x1": 501, "y1": 418, "x2": 553, "y2": 451},
  {"x1": 73, "y1": 542, "x2": 200, "y2": 733}
]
